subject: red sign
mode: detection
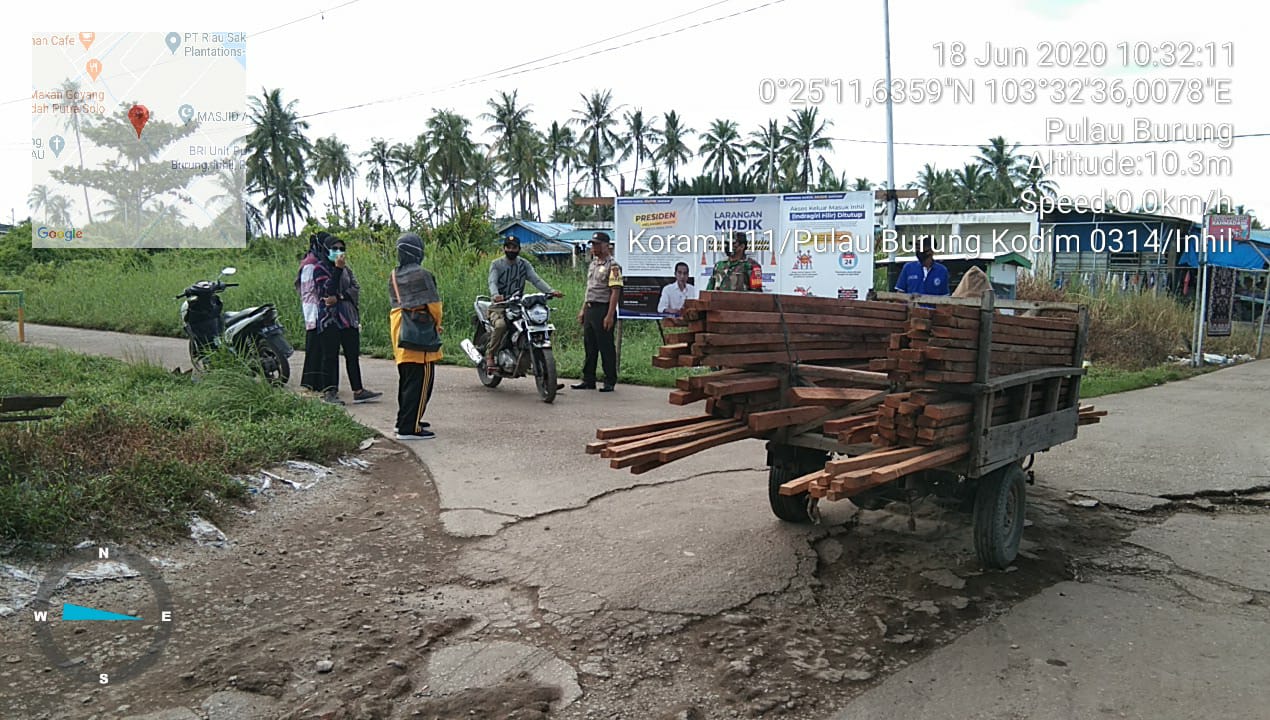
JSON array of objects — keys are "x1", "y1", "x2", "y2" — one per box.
[{"x1": 1206, "y1": 214, "x2": 1251, "y2": 245}]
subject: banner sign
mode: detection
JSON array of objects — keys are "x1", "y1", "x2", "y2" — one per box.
[{"x1": 613, "y1": 191, "x2": 875, "y2": 319}]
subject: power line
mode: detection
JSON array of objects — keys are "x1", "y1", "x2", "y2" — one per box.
[{"x1": 299, "y1": 0, "x2": 790, "y2": 119}]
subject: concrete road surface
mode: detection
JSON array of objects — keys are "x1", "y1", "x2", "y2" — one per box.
[{"x1": 11, "y1": 324, "x2": 1270, "y2": 720}]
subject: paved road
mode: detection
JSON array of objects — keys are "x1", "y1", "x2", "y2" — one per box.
[{"x1": 12, "y1": 324, "x2": 1270, "y2": 719}]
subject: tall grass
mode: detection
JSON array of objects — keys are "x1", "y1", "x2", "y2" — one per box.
[
  {"x1": 0, "y1": 341, "x2": 370, "y2": 548},
  {"x1": 1, "y1": 228, "x2": 680, "y2": 387}
]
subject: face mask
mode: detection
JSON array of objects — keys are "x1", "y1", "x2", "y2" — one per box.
[{"x1": 328, "y1": 249, "x2": 345, "y2": 261}]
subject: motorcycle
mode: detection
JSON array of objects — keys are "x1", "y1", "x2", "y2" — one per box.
[
  {"x1": 461, "y1": 292, "x2": 561, "y2": 403},
  {"x1": 177, "y1": 267, "x2": 293, "y2": 385}
]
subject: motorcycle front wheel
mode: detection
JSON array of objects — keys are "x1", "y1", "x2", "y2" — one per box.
[
  {"x1": 533, "y1": 347, "x2": 557, "y2": 403},
  {"x1": 255, "y1": 336, "x2": 291, "y2": 386},
  {"x1": 188, "y1": 338, "x2": 210, "y2": 374},
  {"x1": 476, "y1": 357, "x2": 502, "y2": 388}
]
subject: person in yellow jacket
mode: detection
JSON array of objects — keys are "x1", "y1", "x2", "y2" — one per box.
[{"x1": 389, "y1": 232, "x2": 443, "y2": 440}]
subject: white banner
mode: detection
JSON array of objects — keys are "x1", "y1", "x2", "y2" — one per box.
[{"x1": 613, "y1": 191, "x2": 876, "y2": 318}]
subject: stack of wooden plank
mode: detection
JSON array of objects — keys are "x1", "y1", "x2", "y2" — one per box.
[
  {"x1": 779, "y1": 443, "x2": 972, "y2": 501},
  {"x1": 586, "y1": 414, "x2": 757, "y2": 475},
  {"x1": 871, "y1": 306, "x2": 1079, "y2": 386},
  {"x1": 655, "y1": 292, "x2": 908, "y2": 369}
]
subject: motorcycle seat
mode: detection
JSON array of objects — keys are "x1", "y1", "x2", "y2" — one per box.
[{"x1": 223, "y1": 307, "x2": 260, "y2": 324}]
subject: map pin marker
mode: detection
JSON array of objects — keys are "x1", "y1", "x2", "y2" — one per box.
[
  {"x1": 49, "y1": 135, "x2": 66, "y2": 158},
  {"x1": 166, "y1": 32, "x2": 181, "y2": 54},
  {"x1": 86, "y1": 59, "x2": 102, "y2": 81},
  {"x1": 178, "y1": 104, "x2": 195, "y2": 123},
  {"x1": 128, "y1": 104, "x2": 150, "y2": 139},
  {"x1": 79, "y1": 32, "x2": 95, "y2": 50}
]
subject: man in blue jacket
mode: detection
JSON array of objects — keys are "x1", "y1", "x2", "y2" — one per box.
[{"x1": 895, "y1": 237, "x2": 950, "y2": 295}]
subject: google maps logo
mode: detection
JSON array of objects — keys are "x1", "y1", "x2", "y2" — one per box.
[{"x1": 37, "y1": 226, "x2": 84, "y2": 240}]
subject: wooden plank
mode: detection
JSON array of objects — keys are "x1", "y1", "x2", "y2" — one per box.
[
  {"x1": 694, "y1": 291, "x2": 910, "y2": 318},
  {"x1": 679, "y1": 368, "x2": 746, "y2": 391},
  {"x1": 656, "y1": 343, "x2": 690, "y2": 358},
  {"x1": 596, "y1": 414, "x2": 714, "y2": 440},
  {"x1": 657, "y1": 426, "x2": 757, "y2": 462},
  {"x1": 869, "y1": 444, "x2": 971, "y2": 485},
  {"x1": 824, "y1": 446, "x2": 929, "y2": 474},
  {"x1": 747, "y1": 406, "x2": 829, "y2": 432},
  {"x1": 822, "y1": 412, "x2": 878, "y2": 434},
  {"x1": 872, "y1": 291, "x2": 1081, "y2": 313},
  {"x1": 779, "y1": 469, "x2": 828, "y2": 496},
  {"x1": 602, "y1": 418, "x2": 740, "y2": 458},
  {"x1": 701, "y1": 348, "x2": 886, "y2": 366},
  {"x1": 705, "y1": 309, "x2": 907, "y2": 331},
  {"x1": 788, "y1": 387, "x2": 883, "y2": 406},
  {"x1": 792, "y1": 365, "x2": 891, "y2": 388},
  {"x1": 704, "y1": 376, "x2": 782, "y2": 397}
]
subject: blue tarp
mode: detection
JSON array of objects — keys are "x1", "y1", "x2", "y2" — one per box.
[{"x1": 1179, "y1": 229, "x2": 1270, "y2": 270}]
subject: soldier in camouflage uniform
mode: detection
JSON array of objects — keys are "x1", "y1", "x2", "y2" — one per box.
[{"x1": 707, "y1": 231, "x2": 763, "y2": 292}]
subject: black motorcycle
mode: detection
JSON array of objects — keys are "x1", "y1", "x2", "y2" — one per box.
[
  {"x1": 177, "y1": 267, "x2": 293, "y2": 385},
  {"x1": 463, "y1": 292, "x2": 561, "y2": 403}
]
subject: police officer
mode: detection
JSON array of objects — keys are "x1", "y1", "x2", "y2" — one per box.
[{"x1": 572, "y1": 231, "x2": 623, "y2": 392}]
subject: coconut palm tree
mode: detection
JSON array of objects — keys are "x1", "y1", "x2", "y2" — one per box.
[
  {"x1": 427, "y1": 109, "x2": 477, "y2": 219},
  {"x1": 1020, "y1": 160, "x2": 1059, "y2": 204},
  {"x1": 908, "y1": 164, "x2": 958, "y2": 211},
  {"x1": 657, "y1": 110, "x2": 693, "y2": 185},
  {"x1": 545, "y1": 121, "x2": 577, "y2": 216},
  {"x1": 640, "y1": 166, "x2": 665, "y2": 196},
  {"x1": 361, "y1": 139, "x2": 398, "y2": 227},
  {"x1": 312, "y1": 136, "x2": 346, "y2": 219},
  {"x1": 27, "y1": 184, "x2": 53, "y2": 221},
  {"x1": 954, "y1": 163, "x2": 993, "y2": 209},
  {"x1": 977, "y1": 136, "x2": 1027, "y2": 207},
  {"x1": 390, "y1": 141, "x2": 420, "y2": 212},
  {"x1": 46, "y1": 195, "x2": 74, "y2": 226},
  {"x1": 698, "y1": 119, "x2": 745, "y2": 188},
  {"x1": 618, "y1": 109, "x2": 661, "y2": 193},
  {"x1": 781, "y1": 108, "x2": 833, "y2": 192},
  {"x1": 481, "y1": 90, "x2": 532, "y2": 216},
  {"x1": 59, "y1": 78, "x2": 93, "y2": 224},
  {"x1": 746, "y1": 120, "x2": 783, "y2": 193},
  {"x1": 571, "y1": 89, "x2": 623, "y2": 201},
  {"x1": 245, "y1": 88, "x2": 311, "y2": 236}
]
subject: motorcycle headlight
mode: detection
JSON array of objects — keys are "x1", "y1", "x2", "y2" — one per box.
[{"x1": 526, "y1": 305, "x2": 549, "y2": 324}]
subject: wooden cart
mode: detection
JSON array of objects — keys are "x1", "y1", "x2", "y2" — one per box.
[{"x1": 766, "y1": 291, "x2": 1090, "y2": 569}]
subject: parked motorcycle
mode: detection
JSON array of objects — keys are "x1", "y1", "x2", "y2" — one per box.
[
  {"x1": 177, "y1": 267, "x2": 293, "y2": 385},
  {"x1": 461, "y1": 292, "x2": 561, "y2": 403}
]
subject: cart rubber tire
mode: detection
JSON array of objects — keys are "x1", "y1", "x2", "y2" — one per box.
[
  {"x1": 973, "y1": 462, "x2": 1027, "y2": 569},
  {"x1": 767, "y1": 445, "x2": 826, "y2": 524}
]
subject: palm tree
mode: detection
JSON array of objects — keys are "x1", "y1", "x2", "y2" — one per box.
[
  {"x1": 467, "y1": 150, "x2": 500, "y2": 212},
  {"x1": 361, "y1": 139, "x2": 398, "y2": 227},
  {"x1": 618, "y1": 109, "x2": 660, "y2": 193},
  {"x1": 781, "y1": 108, "x2": 833, "y2": 192},
  {"x1": 481, "y1": 90, "x2": 532, "y2": 216},
  {"x1": 571, "y1": 89, "x2": 623, "y2": 201},
  {"x1": 390, "y1": 141, "x2": 420, "y2": 212},
  {"x1": 508, "y1": 127, "x2": 550, "y2": 218},
  {"x1": 427, "y1": 109, "x2": 477, "y2": 218},
  {"x1": 908, "y1": 164, "x2": 958, "y2": 211},
  {"x1": 545, "y1": 121, "x2": 577, "y2": 216},
  {"x1": 59, "y1": 78, "x2": 93, "y2": 224},
  {"x1": 954, "y1": 163, "x2": 992, "y2": 209},
  {"x1": 45, "y1": 195, "x2": 74, "y2": 226},
  {"x1": 698, "y1": 119, "x2": 745, "y2": 188},
  {"x1": 641, "y1": 166, "x2": 665, "y2": 196},
  {"x1": 1020, "y1": 160, "x2": 1059, "y2": 204},
  {"x1": 746, "y1": 120, "x2": 784, "y2": 193},
  {"x1": 27, "y1": 184, "x2": 53, "y2": 221},
  {"x1": 977, "y1": 136, "x2": 1027, "y2": 207},
  {"x1": 657, "y1": 110, "x2": 693, "y2": 185},
  {"x1": 245, "y1": 88, "x2": 311, "y2": 236},
  {"x1": 312, "y1": 136, "x2": 345, "y2": 219}
]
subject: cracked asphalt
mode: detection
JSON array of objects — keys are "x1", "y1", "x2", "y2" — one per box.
[{"x1": 9, "y1": 324, "x2": 1270, "y2": 719}]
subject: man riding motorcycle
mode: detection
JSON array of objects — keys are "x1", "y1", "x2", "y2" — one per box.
[{"x1": 486, "y1": 235, "x2": 563, "y2": 367}]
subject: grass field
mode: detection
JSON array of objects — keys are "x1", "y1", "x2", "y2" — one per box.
[{"x1": 0, "y1": 341, "x2": 369, "y2": 549}]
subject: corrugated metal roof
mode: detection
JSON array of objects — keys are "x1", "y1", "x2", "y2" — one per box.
[
  {"x1": 495, "y1": 220, "x2": 575, "y2": 240},
  {"x1": 556, "y1": 229, "x2": 594, "y2": 243}
]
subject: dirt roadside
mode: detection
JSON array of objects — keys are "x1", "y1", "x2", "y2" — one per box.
[{"x1": 2, "y1": 437, "x2": 1156, "y2": 720}]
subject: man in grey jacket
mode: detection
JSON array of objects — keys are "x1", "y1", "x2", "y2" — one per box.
[{"x1": 486, "y1": 235, "x2": 563, "y2": 367}]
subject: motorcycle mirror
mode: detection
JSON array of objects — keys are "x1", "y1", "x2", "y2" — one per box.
[{"x1": 220, "y1": 267, "x2": 237, "y2": 276}]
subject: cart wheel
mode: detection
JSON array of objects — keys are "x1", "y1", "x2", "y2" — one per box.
[
  {"x1": 972, "y1": 461, "x2": 1027, "y2": 570},
  {"x1": 767, "y1": 445, "x2": 826, "y2": 524}
]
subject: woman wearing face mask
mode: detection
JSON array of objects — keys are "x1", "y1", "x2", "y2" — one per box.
[
  {"x1": 390, "y1": 232, "x2": 443, "y2": 440},
  {"x1": 312, "y1": 234, "x2": 382, "y2": 405}
]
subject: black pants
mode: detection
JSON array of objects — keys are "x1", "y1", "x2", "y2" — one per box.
[
  {"x1": 301, "y1": 328, "x2": 322, "y2": 390},
  {"x1": 582, "y1": 302, "x2": 617, "y2": 387},
  {"x1": 318, "y1": 326, "x2": 364, "y2": 393},
  {"x1": 396, "y1": 362, "x2": 435, "y2": 434}
]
